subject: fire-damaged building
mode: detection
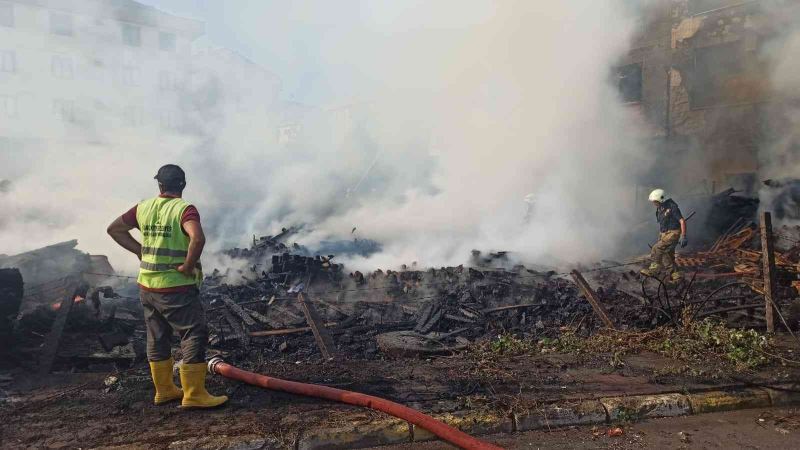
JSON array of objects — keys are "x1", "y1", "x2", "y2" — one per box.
[{"x1": 618, "y1": 0, "x2": 799, "y2": 209}]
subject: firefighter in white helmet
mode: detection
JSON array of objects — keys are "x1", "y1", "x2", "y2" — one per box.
[{"x1": 641, "y1": 188, "x2": 688, "y2": 281}]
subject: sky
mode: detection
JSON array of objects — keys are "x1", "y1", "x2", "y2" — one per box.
[{"x1": 137, "y1": 0, "x2": 496, "y2": 105}]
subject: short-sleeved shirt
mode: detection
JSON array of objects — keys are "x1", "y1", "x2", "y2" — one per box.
[
  {"x1": 121, "y1": 194, "x2": 200, "y2": 293},
  {"x1": 656, "y1": 198, "x2": 683, "y2": 233},
  {"x1": 121, "y1": 195, "x2": 200, "y2": 234}
]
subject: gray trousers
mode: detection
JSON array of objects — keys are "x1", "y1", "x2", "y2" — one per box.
[{"x1": 140, "y1": 288, "x2": 207, "y2": 363}]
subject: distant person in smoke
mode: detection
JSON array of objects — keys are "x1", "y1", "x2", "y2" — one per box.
[
  {"x1": 522, "y1": 193, "x2": 536, "y2": 224},
  {"x1": 106, "y1": 164, "x2": 227, "y2": 409},
  {"x1": 640, "y1": 188, "x2": 687, "y2": 282}
]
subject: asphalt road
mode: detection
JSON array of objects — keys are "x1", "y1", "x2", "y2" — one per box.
[{"x1": 373, "y1": 407, "x2": 800, "y2": 449}]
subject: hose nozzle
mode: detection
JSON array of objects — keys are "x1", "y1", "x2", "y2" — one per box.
[{"x1": 207, "y1": 356, "x2": 225, "y2": 375}]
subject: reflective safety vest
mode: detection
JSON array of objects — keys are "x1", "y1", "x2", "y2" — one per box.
[{"x1": 136, "y1": 196, "x2": 197, "y2": 289}]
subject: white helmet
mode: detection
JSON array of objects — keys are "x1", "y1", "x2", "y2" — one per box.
[{"x1": 648, "y1": 188, "x2": 666, "y2": 202}]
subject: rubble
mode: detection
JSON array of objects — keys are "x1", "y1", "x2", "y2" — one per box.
[
  {"x1": 198, "y1": 212, "x2": 799, "y2": 366},
  {"x1": 1, "y1": 242, "x2": 143, "y2": 374},
  {"x1": 704, "y1": 188, "x2": 759, "y2": 237},
  {"x1": 0, "y1": 268, "x2": 23, "y2": 356},
  {"x1": 3, "y1": 204, "x2": 798, "y2": 375}
]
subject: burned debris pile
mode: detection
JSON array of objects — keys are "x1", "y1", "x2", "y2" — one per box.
[
  {"x1": 3, "y1": 210, "x2": 799, "y2": 375},
  {"x1": 203, "y1": 221, "x2": 800, "y2": 364},
  {"x1": 200, "y1": 252, "x2": 637, "y2": 363},
  {"x1": 1, "y1": 242, "x2": 144, "y2": 374},
  {"x1": 11, "y1": 279, "x2": 145, "y2": 374},
  {"x1": 0, "y1": 268, "x2": 23, "y2": 354},
  {"x1": 704, "y1": 188, "x2": 760, "y2": 237}
]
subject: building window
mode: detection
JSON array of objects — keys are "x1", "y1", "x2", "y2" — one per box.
[
  {"x1": 51, "y1": 55, "x2": 74, "y2": 79},
  {"x1": 688, "y1": 0, "x2": 737, "y2": 15},
  {"x1": 0, "y1": 95, "x2": 17, "y2": 117},
  {"x1": 158, "y1": 71, "x2": 175, "y2": 91},
  {"x1": 121, "y1": 67, "x2": 140, "y2": 86},
  {"x1": 159, "y1": 110, "x2": 179, "y2": 130},
  {"x1": 278, "y1": 124, "x2": 301, "y2": 144},
  {"x1": 159, "y1": 32, "x2": 176, "y2": 52},
  {"x1": 616, "y1": 63, "x2": 642, "y2": 103},
  {"x1": 121, "y1": 23, "x2": 141, "y2": 47},
  {"x1": 0, "y1": 3, "x2": 14, "y2": 28},
  {"x1": 122, "y1": 105, "x2": 143, "y2": 127},
  {"x1": 52, "y1": 99, "x2": 75, "y2": 122},
  {"x1": 0, "y1": 136, "x2": 12, "y2": 153},
  {"x1": 690, "y1": 42, "x2": 746, "y2": 108},
  {"x1": 50, "y1": 12, "x2": 74, "y2": 36},
  {"x1": 0, "y1": 50, "x2": 15, "y2": 73}
]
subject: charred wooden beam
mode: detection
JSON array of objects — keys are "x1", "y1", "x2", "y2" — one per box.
[
  {"x1": 482, "y1": 304, "x2": 542, "y2": 314},
  {"x1": 222, "y1": 308, "x2": 249, "y2": 347},
  {"x1": 760, "y1": 211, "x2": 777, "y2": 333},
  {"x1": 249, "y1": 322, "x2": 337, "y2": 337},
  {"x1": 570, "y1": 270, "x2": 616, "y2": 330},
  {"x1": 38, "y1": 277, "x2": 79, "y2": 375},
  {"x1": 223, "y1": 297, "x2": 256, "y2": 327},
  {"x1": 298, "y1": 292, "x2": 337, "y2": 360},
  {"x1": 247, "y1": 309, "x2": 271, "y2": 325},
  {"x1": 696, "y1": 303, "x2": 763, "y2": 318}
]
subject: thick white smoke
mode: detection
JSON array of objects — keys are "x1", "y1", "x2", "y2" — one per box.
[
  {"x1": 0, "y1": 1, "x2": 649, "y2": 273},
  {"x1": 756, "y1": 4, "x2": 800, "y2": 221},
  {"x1": 761, "y1": 28, "x2": 800, "y2": 179},
  {"x1": 302, "y1": 1, "x2": 651, "y2": 269}
]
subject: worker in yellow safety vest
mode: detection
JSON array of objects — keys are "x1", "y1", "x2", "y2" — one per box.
[{"x1": 107, "y1": 164, "x2": 227, "y2": 408}]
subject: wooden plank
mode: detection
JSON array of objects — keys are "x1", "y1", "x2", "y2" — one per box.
[
  {"x1": 697, "y1": 303, "x2": 763, "y2": 318},
  {"x1": 38, "y1": 278, "x2": 79, "y2": 375},
  {"x1": 482, "y1": 304, "x2": 542, "y2": 314},
  {"x1": 760, "y1": 211, "x2": 777, "y2": 333},
  {"x1": 711, "y1": 217, "x2": 742, "y2": 253},
  {"x1": 298, "y1": 292, "x2": 337, "y2": 360},
  {"x1": 249, "y1": 322, "x2": 337, "y2": 337},
  {"x1": 251, "y1": 326, "x2": 311, "y2": 337},
  {"x1": 570, "y1": 270, "x2": 616, "y2": 330},
  {"x1": 247, "y1": 309, "x2": 271, "y2": 325},
  {"x1": 222, "y1": 308, "x2": 250, "y2": 347},
  {"x1": 223, "y1": 297, "x2": 256, "y2": 327}
]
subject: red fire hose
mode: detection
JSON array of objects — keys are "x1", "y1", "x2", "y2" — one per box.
[{"x1": 208, "y1": 357, "x2": 503, "y2": 450}]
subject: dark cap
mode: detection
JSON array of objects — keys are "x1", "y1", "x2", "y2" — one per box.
[{"x1": 154, "y1": 164, "x2": 186, "y2": 184}]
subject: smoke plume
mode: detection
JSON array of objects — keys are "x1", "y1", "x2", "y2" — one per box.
[{"x1": 0, "y1": 1, "x2": 650, "y2": 273}]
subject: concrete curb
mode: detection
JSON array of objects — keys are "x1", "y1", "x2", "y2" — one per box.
[{"x1": 287, "y1": 384, "x2": 800, "y2": 449}]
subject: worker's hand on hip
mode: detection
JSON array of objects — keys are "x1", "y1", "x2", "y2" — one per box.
[
  {"x1": 177, "y1": 263, "x2": 195, "y2": 277},
  {"x1": 680, "y1": 235, "x2": 688, "y2": 248}
]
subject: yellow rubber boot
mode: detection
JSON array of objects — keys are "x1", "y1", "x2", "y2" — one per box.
[
  {"x1": 640, "y1": 263, "x2": 661, "y2": 277},
  {"x1": 179, "y1": 362, "x2": 228, "y2": 408},
  {"x1": 149, "y1": 358, "x2": 183, "y2": 405}
]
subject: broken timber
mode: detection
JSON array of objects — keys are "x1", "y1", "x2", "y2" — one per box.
[
  {"x1": 298, "y1": 291, "x2": 338, "y2": 359},
  {"x1": 249, "y1": 322, "x2": 337, "y2": 337},
  {"x1": 570, "y1": 270, "x2": 616, "y2": 330},
  {"x1": 223, "y1": 297, "x2": 256, "y2": 327},
  {"x1": 222, "y1": 308, "x2": 250, "y2": 347},
  {"x1": 247, "y1": 309, "x2": 271, "y2": 325},
  {"x1": 38, "y1": 277, "x2": 79, "y2": 375},
  {"x1": 760, "y1": 211, "x2": 777, "y2": 333}
]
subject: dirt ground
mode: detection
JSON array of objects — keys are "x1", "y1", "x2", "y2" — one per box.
[
  {"x1": 376, "y1": 407, "x2": 800, "y2": 449},
  {"x1": 2, "y1": 341, "x2": 800, "y2": 449}
]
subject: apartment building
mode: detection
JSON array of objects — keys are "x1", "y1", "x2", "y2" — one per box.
[{"x1": 0, "y1": 0, "x2": 204, "y2": 162}]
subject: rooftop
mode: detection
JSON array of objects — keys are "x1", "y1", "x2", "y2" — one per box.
[{"x1": 8, "y1": 0, "x2": 205, "y2": 37}]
